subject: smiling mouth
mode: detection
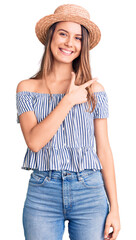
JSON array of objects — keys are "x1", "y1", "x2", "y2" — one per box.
[{"x1": 59, "y1": 48, "x2": 73, "y2": 55}]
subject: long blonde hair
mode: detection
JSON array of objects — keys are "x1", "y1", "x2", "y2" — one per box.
[{"x1": 29, "y1": 22, "x2": 97, "y2": 113}]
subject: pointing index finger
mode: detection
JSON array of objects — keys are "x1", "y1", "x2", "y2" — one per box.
[{"x1": 83, "y1": 78, "x2": 98, "y2": 88}]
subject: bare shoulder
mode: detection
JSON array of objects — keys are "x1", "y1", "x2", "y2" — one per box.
[
  {"x1": 16, "y1": 79, "x2": 36, "y2": 93},
  {"x1": 89, "y1": 81, "x2": 105, "y2": 94}
]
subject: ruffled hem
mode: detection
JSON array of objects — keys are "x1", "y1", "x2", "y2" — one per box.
[{"x1": 21, "y1": 146, "x2": 102, "y2": 172}]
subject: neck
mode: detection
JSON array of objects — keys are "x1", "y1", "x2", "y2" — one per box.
[{"x1": 42, "y1": 60, "x2": 74, "y2": 84}]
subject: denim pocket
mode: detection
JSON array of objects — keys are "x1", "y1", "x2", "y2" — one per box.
[
  {"x1": 81, "y1": 171, "x2": 104, "y2": 189},
  {"x1": 29, "y1": 172, "x2": 49, "y2": 186}
]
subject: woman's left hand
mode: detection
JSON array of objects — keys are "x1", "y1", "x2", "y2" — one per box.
[{"x1": 104, "y1": 209, "x2": 121, "y2": 239}]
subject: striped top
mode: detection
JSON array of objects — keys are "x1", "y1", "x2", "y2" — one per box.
[{"x1": 16, "y1": 90, "x2": 109, "y2": 172}]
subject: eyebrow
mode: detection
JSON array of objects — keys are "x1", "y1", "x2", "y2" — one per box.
[{"x1": 57, "y1": 29, "x2": 82, "y2": 36}]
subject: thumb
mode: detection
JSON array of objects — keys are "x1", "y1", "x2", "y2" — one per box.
[
  {"x1": 70, "y1": 72, "x2": 76, "y2": 86},
  {"x1": 104, "y1": 223, "x2": 110, "y2": 239}
]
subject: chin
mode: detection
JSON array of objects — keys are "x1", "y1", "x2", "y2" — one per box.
[
  {"x1": 61, "y1": 59, "x2": 73, "y2": 63},
  {"x1": 54, "y1": 57, "x2": 73, "y2": 64}
]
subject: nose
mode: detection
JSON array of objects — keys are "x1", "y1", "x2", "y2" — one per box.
[{"x1": 64, "y1": 36, "x2": 73, "y2": 47}]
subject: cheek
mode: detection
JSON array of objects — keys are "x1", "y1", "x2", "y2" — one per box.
[
  {"x1": 75, "y1": 41, "x2": 81, "y2": 53},
  {"x1": 51, "y1": 37, "x2": 56, "y2": 50},
  {"x1": 50, "y1": 37, "x2": 63, "y2": 57},
  {"x1": 78, "y1": 42, "x2": 82, "y2": 51},
  {"x1": 50, "y1": 39, "x2": 58, "y2": 56},
  {"x1": 51, "y1": 35, "x2": 64, "y2": 48}
]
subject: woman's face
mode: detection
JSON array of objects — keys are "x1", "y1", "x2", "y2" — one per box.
[{"x1": 50, "y1": 21, "x2": 82, "y2": 64}]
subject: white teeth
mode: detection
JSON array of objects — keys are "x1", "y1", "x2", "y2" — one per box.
[{"x1": 60, "y1": 48, "x2": 72, "y2": 54}]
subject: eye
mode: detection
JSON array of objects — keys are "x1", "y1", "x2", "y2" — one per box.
[
  {"x1": 59, "y1": 32, "x2": 67, "y2": 36},
  {"x1": 75, "y1": 37, "x2": 82, "y2": 41}
]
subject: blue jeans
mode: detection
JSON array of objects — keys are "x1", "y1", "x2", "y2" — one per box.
[{"x1": 23, "y1": 169, "x2": 110, "y2": 240}]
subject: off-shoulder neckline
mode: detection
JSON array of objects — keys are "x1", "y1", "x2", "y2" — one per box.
[
  {"x1": 16, "y1": 90, "x2": 106, "y2": 96},
  {"x1": 16, "y1": 91, "x2": 65, "y2": 95}
]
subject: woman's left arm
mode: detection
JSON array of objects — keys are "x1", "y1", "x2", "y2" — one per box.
[
  {"x1": 94, "y1": 117, "x2": 121, "y2": 239},
  {"x1": 90, "y1": 81, "x2": 121, "y2": 239}
]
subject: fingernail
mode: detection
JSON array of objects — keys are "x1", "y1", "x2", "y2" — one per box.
[{"x1": 104, "y1": 235, "x2": 107, "y2": 239}]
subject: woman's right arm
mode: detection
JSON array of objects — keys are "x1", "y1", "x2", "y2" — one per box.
[
  {"x1": 17, "y1": 73, "x2": 97, "y2": 152},
  {"x1": 19, "y1": 92, "x2": 73, "y2": 152}
]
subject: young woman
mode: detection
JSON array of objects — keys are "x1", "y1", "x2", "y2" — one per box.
[{"x1": 16, "y1": 4, "x2": 121, "y2": 240}]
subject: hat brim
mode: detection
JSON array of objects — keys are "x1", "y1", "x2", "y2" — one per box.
[{"x1": 35, "y1": 14, "x2": 101, "y2": 50}]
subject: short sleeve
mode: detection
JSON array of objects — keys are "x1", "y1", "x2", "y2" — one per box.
[
  {"x1": 93, "y1": 91, "x2": 109, "y2": 119},
  {"x1": 16, "y1": 91, "x2": 34, "y2": 123}
]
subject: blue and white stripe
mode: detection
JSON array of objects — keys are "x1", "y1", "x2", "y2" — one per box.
[{"x1": 16, "y1": 90, "x2": 109, "y2": 172}]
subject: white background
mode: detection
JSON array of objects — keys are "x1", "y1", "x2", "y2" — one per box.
[{"x1": 0, "y1": 0, "x2": 136, "y2": 239}]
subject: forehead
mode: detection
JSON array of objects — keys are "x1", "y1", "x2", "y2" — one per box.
[{"x1": 55, "y1": 21, "x2": 81, "y2": 34}]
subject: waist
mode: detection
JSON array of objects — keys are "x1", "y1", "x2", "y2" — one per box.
[{"x1": 32, "y1": 168, "x2": 100, "y2": 180}]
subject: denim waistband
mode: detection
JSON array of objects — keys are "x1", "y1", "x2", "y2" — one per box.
[{"x1": 33, "y1": 169, "x2": 100, "y2": 181}]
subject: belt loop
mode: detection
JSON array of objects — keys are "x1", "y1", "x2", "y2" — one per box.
[
  {"x1": 77, "y1": 171, "x2": 82, "y2": 181},
  {"x1": 48, "y1": 170, "x2": 52, "y2": 180}
]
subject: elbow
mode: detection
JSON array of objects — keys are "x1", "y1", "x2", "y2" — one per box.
[
  {"x1": 27, "y1": 141, "x2": 40, "y2": 153},
  {"x1": 27, "y1": 135, "x2": 49, "y2": 153},
  {"x1": 28, "y1": 140, "x2": 48, "y2": 153}
]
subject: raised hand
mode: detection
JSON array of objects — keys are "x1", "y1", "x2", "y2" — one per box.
[{"x1": 66, "y1": 71, "x2": 98, "y2": 106}]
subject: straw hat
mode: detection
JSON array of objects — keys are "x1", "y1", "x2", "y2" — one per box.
[{"x1": 35, "y1": 4, "x2": 101, "y2": 50}]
